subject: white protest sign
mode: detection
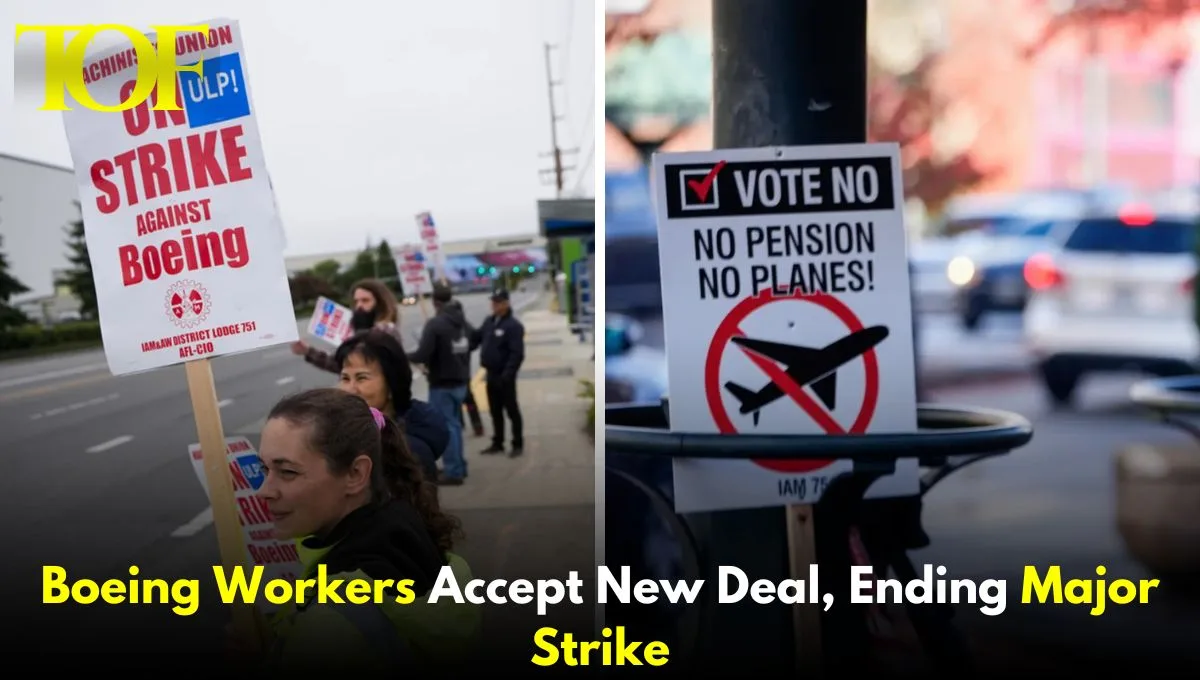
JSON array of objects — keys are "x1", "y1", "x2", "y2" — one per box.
[
  {"x1": 306, "y1": 296, "x2": 353, "y2": 347},
  {"x1": 61, "y1": 19, "x2": 298, "y2": 376},
  {"x1": 652, "y1": 142, "x2": 919, "y2": 513},
  {"x1": 415, "y1": 211, "x2": 447, "y2": 280},
  {"x1": 188, "y1": 437, "x2": 304, "y2": 613},
  {"x1": 394, "y1": 243, "x2": 434, "y2": 296}
]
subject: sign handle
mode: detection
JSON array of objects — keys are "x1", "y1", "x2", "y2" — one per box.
[
  {"x1": 418, "y1": 296, "x2": 430, "y2": 321},
  {"x1": 184, "y1": 359, "x2": 268, "y2": 651},
  {"x1": 786, "y1": 503, "x2": 822, "y2": 676}
]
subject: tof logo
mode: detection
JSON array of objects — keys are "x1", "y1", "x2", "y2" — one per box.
[{"x1": 164, "y1": 280, "x2": 212, "y2": 329}]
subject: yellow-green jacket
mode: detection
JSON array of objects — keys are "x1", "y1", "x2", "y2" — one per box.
[{"x1": 260, "y1": 504, "x2": 482, "y2": 673}]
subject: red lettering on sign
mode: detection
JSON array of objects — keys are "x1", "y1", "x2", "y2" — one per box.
[
  {"x1": 118, "y1": 226, "x2": 249, "y2": 286},
  {"x1": 91, "y1": 124, "x2": 252, "y2": 214}
]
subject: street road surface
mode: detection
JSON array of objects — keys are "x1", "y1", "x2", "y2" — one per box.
[
  {"x1": 0, "y1": 288, "x2": 542, "y2": 653},
  {"x1": 919, "y1": 371, "x2": 1200, "y2": 664}
]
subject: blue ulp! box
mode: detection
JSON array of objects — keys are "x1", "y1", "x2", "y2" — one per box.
[{"x1": 179, "y1": 52, "x2": 251, "y2": 127}]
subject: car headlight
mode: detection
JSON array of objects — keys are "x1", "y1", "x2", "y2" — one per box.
[{"x1": 946, "y1": 256, "x2": 977, "y2": 287}]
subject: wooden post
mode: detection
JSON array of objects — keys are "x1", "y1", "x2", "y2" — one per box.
[
  {"x1": 184, "y1": 359, "x2": 267, "y2": 651},
  {"x1": 786, "y1": 504, "x2": 823, "y2": 676}
]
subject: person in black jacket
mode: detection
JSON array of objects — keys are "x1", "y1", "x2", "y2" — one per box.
[
  {"x1": 471, "y1": 289, "x2": 525, "y2": 458},
  {"x1": 333, "y1": 329, "x2": 449, "y2": 487},
  {"x1": 408, "y1": 285, "x2": 472, "y2": 485}
]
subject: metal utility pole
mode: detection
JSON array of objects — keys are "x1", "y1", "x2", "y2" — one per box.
[
  {"x1": 539, "y1": 43, "x2": 578, "y2": 197},
  {"x1": 701, "y1": 0, "x2": 870, "y2": 674}
]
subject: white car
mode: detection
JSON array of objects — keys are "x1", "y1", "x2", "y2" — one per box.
[{"x1": 1023, "y1": 205, "x2": 1198, "y2": 406}]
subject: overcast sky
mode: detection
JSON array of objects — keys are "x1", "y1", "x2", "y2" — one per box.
[{"x1": 3, "y1": 0, "x2": 596, "y2": 257}]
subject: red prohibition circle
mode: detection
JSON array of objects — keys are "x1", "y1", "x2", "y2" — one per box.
[{"x1": 703, "y1": 287, "x2": 881, "y2": 473}]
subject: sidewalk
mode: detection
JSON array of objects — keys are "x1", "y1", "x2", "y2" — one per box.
[{"x1": 430, "y1": 301, "x2": 598, "y2": 662}]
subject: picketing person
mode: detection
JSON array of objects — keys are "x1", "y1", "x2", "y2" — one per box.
[{"x1": 239, "y1": 388, "x2": 480, "y2": 672}]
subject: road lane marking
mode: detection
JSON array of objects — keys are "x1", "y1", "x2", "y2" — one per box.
[
  {"x1": 0, "y1": 372, "x2": 115, "y2": 404},
  {"x1": 171, "y1": 507, "x2": 213, "y2": 537},
  {"x1": 29, "y1": 393, "x2": 120, "y2": 420},
  {"x1": 218, "y1": 398, "x2": 234, "y2": 408},
  {"x1": 86, "y1": 435, "x2": 133, "y2": 453},
  {"x1": 0, "y1": 362, "x2": 109, "y2": 390},
  {"x1": 276, "y1": 376, "x2": 295, "y2": 386}
]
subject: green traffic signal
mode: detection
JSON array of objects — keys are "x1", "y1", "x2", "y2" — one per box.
[
  {"x1": 512, "y1": 266, "x2": 520, "y2": 273},
  {"x1": 526, "y1": 265, "x2": 535, "y2": 273}
]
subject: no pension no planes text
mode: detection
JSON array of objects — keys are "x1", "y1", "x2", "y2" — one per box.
[{"x1": 44, "y1": 563, "x2": 1158, "y2": 619}]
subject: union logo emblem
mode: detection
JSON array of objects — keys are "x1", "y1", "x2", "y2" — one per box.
[{"x1": 164, "y1": 280, "x2": 212, "y2": 329}]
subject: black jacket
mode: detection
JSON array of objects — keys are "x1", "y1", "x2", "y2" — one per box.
[
  {"x1": 408, "y1": 303, "x2": 471, "y2": 388},
  {"x1": 302, "y1": 499, "x2": 445, "y2": 595},
  {"x1": 470, "y1": 312, "x2": 524, "y2": 381},
  {"x1": 397, "y1": 399, "x2": 449, "y2": 482}
]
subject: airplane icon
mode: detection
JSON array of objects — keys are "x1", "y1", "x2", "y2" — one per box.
[{"x1": 724, "y1": 325, "x2": 889, "y2": 426}]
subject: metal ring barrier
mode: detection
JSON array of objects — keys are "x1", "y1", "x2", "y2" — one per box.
[
  {"x1": 1130, "y1": 376, "x2": 1200, "y2": 442},
  {"x1": 604, "y1": 400, "x2": 1033, "y2": 674}
]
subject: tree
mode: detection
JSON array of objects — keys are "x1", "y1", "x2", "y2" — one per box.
[
  {"x1": 0, "y1": 234, "x2": 30, "y2": 330},
  {"x1": 1021, "y1": 0, "x2": 1196, "y2": 58},
  {"x1": 288, "y1": 272, "x2": 339, "y2": 308},
  {"x1": 311, "y1": 259, "x2": 342, "y2": 284},
  {"x1": 336, "y1": 249, "x2": 379, "y2": 292},
  {"x1": 866, "y1": 1, "x2": 1003, "y2": 215},
  {"x1": 57, "y1": 205, "x2": 98, "y2": 319},
  {"x1": 375, "y1": 240, "x2": 403, "y2": 296}
]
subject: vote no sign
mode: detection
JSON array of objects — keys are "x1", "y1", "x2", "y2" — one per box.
[{"x1": 651, "y1": 143, "x2": 921, "y2": 513}]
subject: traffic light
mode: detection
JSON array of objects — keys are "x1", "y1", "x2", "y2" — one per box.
[
  {"x1": 488, "y1": 266, "x2": 497, "y2": 276},
  {"x1": 476, "y1": 266, "x2": 485, "y2": 275},
  {"x1": 512, "y1": 266, "x2": 520, "y2": 274},
  {"x1": 526, "y1": 265, "x2": 535, "y2": 273}
]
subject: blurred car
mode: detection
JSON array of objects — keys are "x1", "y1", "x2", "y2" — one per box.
[
  {"x1": 936, "y1": 186, "x2": 1135, "y2": 331},
  {"x1": 945, "y1": 219, "x2": 1057, "y2": 330},
  {"x1": 1024, "y1": 202, "x2": 1199, "y2": 407},
  {"x1": 605, "y1": 313, "x2": 668, "y2": 404}
]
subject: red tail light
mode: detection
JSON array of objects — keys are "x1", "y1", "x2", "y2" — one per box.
[
  {"x1": 1183, "y1": 275, "x2": 1195, "y2": 294},
  {"x1": 1024, "y1": 253, "x2": 1064, "y2": 290},
  {"x1": 1118, "y1": 203, "x2": 1155, "y2": 227}
]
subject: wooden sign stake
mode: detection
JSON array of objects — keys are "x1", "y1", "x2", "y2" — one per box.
[
  {"x1": 786, "y1": 503, "x2": 823, "y2": 677},
  {"x1": 185, "y1": 358, "x2": 268, "y2": 651}
]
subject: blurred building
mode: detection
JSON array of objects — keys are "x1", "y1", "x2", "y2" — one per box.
[
  {"x1": 881, "y1": 0, "x2": 1200, "y2": 196},
  {"x1": 1029, "y1": 1, "x2": 1200, "y2": 189},
  {"x1": 0, "y1": 153, "x2": 82, "y2": 324}
]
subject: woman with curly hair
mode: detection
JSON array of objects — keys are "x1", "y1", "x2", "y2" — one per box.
[{"x1": 246, "y1": 387, "x2": 480, "y2": 673}]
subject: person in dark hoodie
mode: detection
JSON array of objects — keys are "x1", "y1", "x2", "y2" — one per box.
[
  {"x1": 443, "y1": 299, "x2": 486, "y2": 437},
  {"x1": 333, "y1": 329, "x2": 449, "y2": 486},
  {"x1": 408, "y1": 285, "x2": 472, "y2": 486},
  {"x1": 249, "y1": 388, "x2": 480, "y2": 673}
]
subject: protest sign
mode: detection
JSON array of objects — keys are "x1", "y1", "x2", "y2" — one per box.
[
  {"x1": 188, "y1": 437, "x2": 304, "y2": 615},
  {"x1": 395, "y1": 242, "x2": 434, "y2": 318},
  {"x1": 60, "y1": 19, "x2": 297, "y2": 377},
  {"x1": 306, "y1": 296, "x2": 353, "y2": 347},
  {"x1": 56, "y1": 19, "x2": 288, "y2": 649},
  {"x1": 651, "y1": 143, "x2": 920, "y2": 514},
  {"x1": 416, "y1": 211, "x2": 447, "y2": 282}
]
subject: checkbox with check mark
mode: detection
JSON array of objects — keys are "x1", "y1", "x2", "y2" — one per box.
[{"x1": 678, "y1": 160, "x2": 726, "y2": 210}]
